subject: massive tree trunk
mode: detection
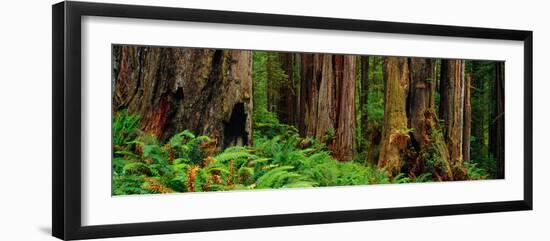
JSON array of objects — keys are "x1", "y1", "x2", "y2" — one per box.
[
  {"x1": 407, "y1": 58, "x2": 453, "y2": 180},
  {"x1": 334, "y1": 55, "x2": 357, "y2": 161},
  {"x1": 278, "y1": 53, "x2": 298, "y2": 126},
  {"x1": 298, "y1": 54, "x2": 315, "y2": 137},
  {"x1": 462, "y1": 74, "x2": 472, "y2": 163},
  {"x1": 113, "y1": 45, "x2": 253, "y2": 149},
  {"x1": 378, "y1": 57, "x2": 410, "y2": 176},
  {"x1": 360, "y1": 56, "x2": 369, "y2": 153},
  {"x1": 439, "y1": 59, "x2": 467, "y2": 179},
  {"x1": 494, "y1": 62, "x2": 505, "y2": 178},
  {"x1": 299, "y1": 54, "x2": 356, "y2": 161}
]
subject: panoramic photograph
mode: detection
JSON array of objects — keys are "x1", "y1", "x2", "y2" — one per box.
[{"x1": 111, "y1": 45, "x2": 505, "y2": 195}]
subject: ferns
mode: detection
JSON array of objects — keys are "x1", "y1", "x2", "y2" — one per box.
[
  {"x1": 465, "y1": 162, "x2": 489, "y2": 180},
  {"x1": 112, "y1": 124, "x2": 397, "y2": 195},
  {"x1": 112, "y1": 110, "x2": 470, "y2": 196},
  {"x1": 415, "y1": 173, "x2": 434, "y2": 182},
  {"x1": 123, "y1": 162, "x2": 151, "y2": 175},
  {"x1": 255, "y1": 166, "x2": 302, "y2": 188},
  {"x1": 393, "y1": 173, "x2": 412, "y2": 184},
  {"x1": 113, "y1": 109, "x2": 140, "y2": 147},
  {"x1": 214, "y1": 151, "x2": 253, "y2": 164}
]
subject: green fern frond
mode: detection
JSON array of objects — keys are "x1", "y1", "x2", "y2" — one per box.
[
  {"x1": 416, "y1": 173, "x2": 433, "y2": 182},
  {"x1": 393, "y1": 173, "x2": 411, "y2": 184},
  {"x1": 255, "y1": 166, "x2": 303, "y2": 188},
  {"x1": 123, "y1": 162, "x2": 151, "y2": 175},
  {"x1": 214, "y1": 151, "x2": 253, "y2": 163}
]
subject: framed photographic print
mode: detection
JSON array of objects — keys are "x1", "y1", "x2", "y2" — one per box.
[{"x1": 52, "y1": 1, "x2": 533, "y2": 240}]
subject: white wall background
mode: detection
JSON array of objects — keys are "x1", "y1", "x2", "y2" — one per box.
[{"x1": 0, "y1": 0, "x2": 547, "y2": 240}]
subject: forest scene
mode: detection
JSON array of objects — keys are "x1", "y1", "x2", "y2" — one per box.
[{"x1": 111, "y1": 45, "x2": 505, "y2": 195}]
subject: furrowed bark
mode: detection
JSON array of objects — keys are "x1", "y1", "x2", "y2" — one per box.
[
  {"x1": 462, "y1": 74, "x2": 472, "y2": 163},
  {"x1": 378, "y1": 57, "x2": 410, "y2": 176},
  {"x1": 278, "y1": 53, "x2": 298, "y2": 126},
  {"x1": 440, "y1": 59, "x2": 467, "y2": 179},
  {"x1": 333, "y1": 55, "x2": 357, "y2": 161},
  {"x1": 408, "y1": 58, "x2": 453, "y2": 180},
  {"x1": 299, "y1": 54, "x2": 356, "y2": 161},
  {"x1": 113, "y1": 45, "x2": 253, "y2": 149}
]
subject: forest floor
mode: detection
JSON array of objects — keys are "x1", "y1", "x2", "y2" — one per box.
[{"x1": 112, "y1": 110, "x2": 489, "y2": 195}]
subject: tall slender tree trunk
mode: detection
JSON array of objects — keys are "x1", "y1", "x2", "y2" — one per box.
[
  {"x1": 494, "y1": 62, "x2": 505, "y2": 178},
  {"x1": 113, "y1": 45, "x2": 253, "y2": 149},
  {"x1": 431, "y1": 60, "x2": 439, "y2": 108},
  {"x1": 299, "y1": 54, "x2": 356, "y2": 161},
  {"x1": 378, "y1": 57, "x2": 410, "y2": 176},
  {"x1": 298, "y1": 54, "x2": 318, "y2": 138},
  {"x1": 266, "y1": 52, "x2": 275, "y2": 112},
  {"x1": 407, "y1": 58, "x2": 453, "y2": 180},
  {"x1": 439, "y1": 59, "x2": 467, "y2": 179},
  {"x1": 334, "y1": 55, "x2": 357, "y2": 161},
  {"x1": 294, "y1": 53, "x2": 301, "y2": 128},
  {"x1": 278, "y1": 53, "x2": 298, "y2": 125},
  {"x1": 462, "y1": 74, "x2": 472, "y2": 163},
  {"x1": 360, "y1": 56, "x2": 370, "y2": 153}
]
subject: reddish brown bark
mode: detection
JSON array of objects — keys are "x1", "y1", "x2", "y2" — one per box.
[
  {"x1": 113, "y1": 45, "x2": 253, "y2": 149},
  {"x1": 439, "y1": 59, "x2": 467, "y2": 179},
  {"x1": 278, "y1": 53, "x2": 298, "y2": 126},
  {"x1": 462, "y1": 74, "x2": 472, "y2": 163},
  {"x1": 299, "y1": 54, "x2": 356, "y2": 161},
  {"x1": 334, "y1": 55, "x2": 357, "y2": 161}
]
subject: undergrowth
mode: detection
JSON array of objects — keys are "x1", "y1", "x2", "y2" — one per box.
[
  {"x1": 113, "y1": 110, "x2": 394, "y2": 195},
  {"x1": 112, "y1": 110, "x2": 485, "y2": 195}
]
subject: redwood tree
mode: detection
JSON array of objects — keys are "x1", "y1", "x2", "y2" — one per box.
[
  {"x1": 462, "y1": 74, "x2": 472, "y2": 163},
  {"x1": 113, "y1": 45, "x2": 253, "y2": 149},
  {"x1": 299, "y1": 54, "x2": 356, "y2": 161},
  {"x1": 378, "y1": 57, "x2": 409, "y2": 176},
  {"x1": 266, "y1": 52, "x2": 276, "y2": 113},
  {"x1": 439, "y1": 59, "x2": 467, "y2": 179},
  {"x1": 407, "y1": 58, "x2": 453, "y2": 180},
  {"x1": 277, "y1": 53, "x2": 298, "y2": 126}
]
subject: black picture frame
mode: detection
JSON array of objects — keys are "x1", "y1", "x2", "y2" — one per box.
[{"x1": 52, "y1": 1, "x2": 533, "y2": 240}]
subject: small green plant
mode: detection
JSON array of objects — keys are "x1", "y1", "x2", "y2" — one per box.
[
  {"x1": 415, "y1": 173, "x2": 434, "y2": 182},
  {"x1": 393, "y1": 173, "x2": 412, "y2": 184},
  {"x1": 324, "y1": 128, "x2": 336, "y2": 143},
  {"x1": 112, "y1": 109, "x2": 140, "y2": 147},
  {"x1": 253, "y1": 109, "x2": 298, "y2": 140},
  {"x1": 464, "y1": 162, "x2": 489, "y2": 180},
  {"x1": 423, "y1": 128, "x2": 450, "y2": 174}
]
